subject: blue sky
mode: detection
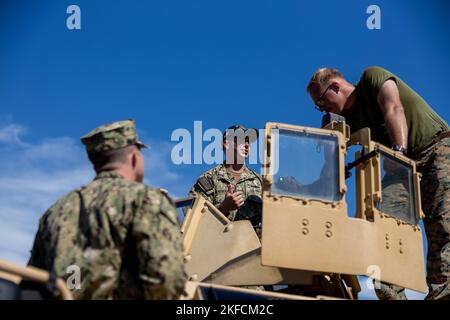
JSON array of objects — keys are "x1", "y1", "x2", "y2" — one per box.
[{"x1": 0, "y1": 0, "x2": 448, "y2": 299}]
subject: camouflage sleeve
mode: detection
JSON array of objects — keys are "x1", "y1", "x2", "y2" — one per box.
[
  {"x1": 28, "y1": 230, "x2": 43, "y2": 268},
  {"x1": 27, "y1": 214, "x2": 49, "y2": 269},
  {"x1": 132, "y1": 189, "x2": 187, "y2": 299}
]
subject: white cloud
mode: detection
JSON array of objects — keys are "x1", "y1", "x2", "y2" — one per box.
[
  {"x1": 0, "y1": 124, "x2": 26, "y2": 144},
  {"x1": 0, "y1": 124, "x2": 93, "y2": 266}
]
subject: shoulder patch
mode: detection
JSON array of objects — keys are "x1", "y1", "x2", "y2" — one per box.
[{"x1": 198, "y1": 176, "x2": 214, "y2": 192}]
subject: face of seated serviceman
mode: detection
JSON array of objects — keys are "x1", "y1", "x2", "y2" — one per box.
[{"x1": 189, "y1": 125, "x2": 263, "y2": 234}]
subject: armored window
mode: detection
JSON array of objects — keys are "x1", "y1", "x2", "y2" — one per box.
[
  {"x1": 376, "y1": 151, "x2": 418, "y2": 225},
  {"x1": 271, "y1": 129, "x2": 341, "y2": 202}
]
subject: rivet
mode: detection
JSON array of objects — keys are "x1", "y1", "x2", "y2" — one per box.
[
  {"x1": 302, "y1": 200, "x2": 308, "y2": 205},
  {"x1": 325, "y1": 222, "x2": 332, "y2": 229},
  {"x1": 400, "y1": 249, "x2": 403, "y2": 254},
  {"x1": 190, "y1": 274, "x2": 198, "y2": 281},
  {"x1": 183, "y1": 255, "x2": 191, "y2": 263},
  {"x1": 224, "y1": 224, "x2": 233, "y2": 232},
  {"x1": 386, "y1": 244, "x2": 390, "y2": 249},
  {"x1": 399, "y1": 239, "x2": 403, "y2": 246},
  {"x1": 302, "y1": 228, "x2": 309, "y2": 235},
  {"x1": 302, "y1": 219, "x2": 309, "y2": 226},
  {"x1": 385, "y1": 234, "x2": 389, "y2": 241},
  {"x1": 325, "y1": 230, "x2": 333, "y2": 238}
]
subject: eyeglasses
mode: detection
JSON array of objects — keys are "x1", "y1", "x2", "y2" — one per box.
[{"x1": 314, "y1": 84, "x2": 333, "y2": 111}]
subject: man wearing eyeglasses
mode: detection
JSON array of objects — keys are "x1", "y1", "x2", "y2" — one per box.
[{"x1": 306, "y1": 66, "x2": 449, "y2": 300}]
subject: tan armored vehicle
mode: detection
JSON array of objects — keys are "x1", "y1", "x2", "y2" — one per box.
[
  {"x1": 0, "y1": 115, "x2": 427, "y2": 300},
  {"x1": 181, "y1": 115, "x2": 427, "y2": 300}
]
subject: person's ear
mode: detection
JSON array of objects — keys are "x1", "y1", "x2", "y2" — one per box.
[
  {"x1": 223, "y1": 139, "x2": 229, "y2": 151},
  {"x1": 131, "y1": 149, "x2": 138, "y2": 170}
]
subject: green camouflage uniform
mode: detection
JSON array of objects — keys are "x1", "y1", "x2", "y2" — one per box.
[
  {"x1": 415, "y1": 137, "x2": 450, "y2": 300},
  {"x1": 189, "y1": 163, "x2": 263, "y2": 232},
  {"x1": 28, "y1": 120, "x2": 187, "y2": 299}
]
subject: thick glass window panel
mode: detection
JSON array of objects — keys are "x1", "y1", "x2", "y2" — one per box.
[
  {"x1": 271, "y1": 129, "x2": 340, "y2": 202},
  {"x1": 376, "y1": 152, "x2": 418, "y2": 225}
]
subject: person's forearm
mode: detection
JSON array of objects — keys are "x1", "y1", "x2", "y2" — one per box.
[{"x1": 383, "y1": 105, "x2": 408, "y2": 148}]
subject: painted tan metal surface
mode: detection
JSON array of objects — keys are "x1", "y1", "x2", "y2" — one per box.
[
  {"x1": 203, "y1": 248, "x2": 323, "y2": 286},
  {"x1": 0, "y1": 271, "x2": 21, "y2": 284},
  {"x1": 262, "y1": 198, "x2": 426, "y2": 291},
  {"x1": 181, "y1": 197, "x2": 263, "y2": 282},
  {"x1": 184, "y1": 281, "x2": 344, "y2": 300},
  {"x1": 0, "y1": 259, "x2": 73, "y2": 300},
  {"x1": 182, "y1": 197, "x2": 331, "y2": 287}
]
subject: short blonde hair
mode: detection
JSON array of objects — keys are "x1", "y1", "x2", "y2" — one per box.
[{"x1": 306, "y1": 68, "x2": 343, "y2": 93}]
